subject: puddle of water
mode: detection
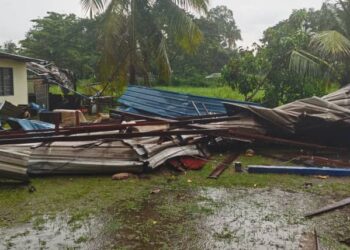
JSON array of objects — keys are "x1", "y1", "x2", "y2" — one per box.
[
  {"x1": 0, "y1": 214, "x2": 98, "y2": 250},
  {"x1": 196, "y1": 188, "x2": 320, "y2": 250},
  {"x1": 1, "y1": 187, "x2": 347, "y2": 250}
]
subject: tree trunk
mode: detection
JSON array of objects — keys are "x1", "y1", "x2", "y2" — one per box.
[
  {"x1": 129, "y1": 64, "x2": 136, "y2": 84},
  {"x1": 129, "y1": 0, "x2": 137, "y2": 84}
]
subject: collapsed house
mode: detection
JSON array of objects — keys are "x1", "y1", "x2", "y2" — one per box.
[
  {"x1": 1, "y1": 84, "x2": 350, "y2": 181},
  {"x1": 223, "y1": 85, "x2": 350, "y2": 146},
  {"x1": 0, "y1": 133, "x2": 206, "y2": 181},
  {"x1": 0, "y1": 51, "x2": 91, "y2": 112}
]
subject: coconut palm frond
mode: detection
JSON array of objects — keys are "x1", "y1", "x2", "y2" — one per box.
[
  {"x1": 311, "y1": 30, "x2": 350, "y2": 58},
  {"x1": 161, "y1": 0, "x2": 203, "y2": 53},
  {"x1": 171, "y1": 0, "x2": 209, "y2": 13},
  {"x1": 81, "y1": 0, "x2": 108, "y2": 17},
  {"x1": 289, "y1": 50, "x2": 333, "y2": 77}
]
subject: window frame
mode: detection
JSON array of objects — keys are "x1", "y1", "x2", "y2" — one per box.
[{"x1": 0, "y1": 67, "x2": 14, "y2": 96}]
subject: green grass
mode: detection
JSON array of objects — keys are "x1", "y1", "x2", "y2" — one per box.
[
  {"x1": 1, "y1": 154, "x2": 349, "y2": 249},
  {"x1": 1, "y1": 155, "x2": 349, "y2": 228},
  {"x1": 157, "y1": 85, "x2": 266, "y2": 101},
  {"x1": 50, "y1": 84, "x2": 253, "y2": 101},
  {"x1": 156, "y1": 85, "x2": 247, "y2": 100}
]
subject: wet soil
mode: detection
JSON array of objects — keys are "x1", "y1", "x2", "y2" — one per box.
[
  {"x1": 0, "y1": 214, "x2": 99, "y2": 249},
  {"x1": 1, "y1": 187, "x2": 349, "y2": 250},
  {"x1": 196, "y1": 188, "x2": 319, "y2": 249}
]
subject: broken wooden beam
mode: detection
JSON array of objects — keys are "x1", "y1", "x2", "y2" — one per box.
[
  {"x1": 228, "y1": 130, "x2": 347, "y2": 151},
  {"x1": 305, "y1": 197, "x2": 350, "y2": 218},
  {"x1": 314, "y1": 228, "x2": 320, "y2": 250},
  {"x1": 0, "y1": 128, "x2": 228, "y2": 145},
  {"x1": 296, "y1": 156, "x2": 350, "y2": 168},
  {"x1": 208, "y1": 152, "x2": 240, "y2": 179}
]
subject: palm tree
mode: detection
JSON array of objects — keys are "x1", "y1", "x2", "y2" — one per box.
[
  {"x1": 81, "y1": 0, "x2": 208, "y2": 90},
  {"x1": 290, "y1": 0, "x2": 350, "y2": 84}
]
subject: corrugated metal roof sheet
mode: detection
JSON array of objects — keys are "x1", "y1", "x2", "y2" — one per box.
[
  {"x1": 117, "y1": 85, "x2": 260, "y2": 118},
  {"x1": 7, "y1": 118, "x2": 55, "y2": 131},
  {"x1": 0, "y1": 52, "x2": 42, "y2": 63}
]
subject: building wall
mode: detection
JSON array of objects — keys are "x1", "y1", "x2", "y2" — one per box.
[{"x1": 0, "y1": 59, "x2": 28, "y2": 105}]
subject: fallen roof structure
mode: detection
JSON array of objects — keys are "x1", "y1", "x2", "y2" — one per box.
[
  {"x1": 0, "y1": 118, "x2": 210, "y2": 180},
  {"x1": 0, "y1": 52, "x2": 42, "y2": 63},
  {"x1": 27, "y1": 62, "x2": 78, "y2": 95},
  {"x1": 223, "y1": 84, "x2": 350, "y2": 146},
  {"x1": 0, "y1": 135, "x2": 207, "y2": 179},
  {"x1": 117, "y1": 85, "x2": 259, "y2": 118},
  {"x1": 1, "y1": 84, "x2": 350, "y2": 181}
]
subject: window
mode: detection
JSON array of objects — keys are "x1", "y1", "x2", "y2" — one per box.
[{"x1": 0, "y1": 67, "x2": 14, "y2": 96}]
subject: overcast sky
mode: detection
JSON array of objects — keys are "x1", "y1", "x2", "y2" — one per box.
[{"x1": 0, "y1": 0, "x2": 325, "y2": 47}]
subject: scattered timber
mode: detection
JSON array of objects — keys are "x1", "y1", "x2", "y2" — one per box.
[
  {"x1": 0, "y1": 128, "x2": 227, "y2": 145},
  {"x1": 208, "y1": 152, "x2": 240, "y2": 179},
  {"x1": 305, "y1": 197, "x2": 350, "y2": 218},
  {"x1": 314, "y1": 229, "x2": 320, "y2": 250}
]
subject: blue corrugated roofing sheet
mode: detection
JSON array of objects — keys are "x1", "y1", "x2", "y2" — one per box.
[{"x1": 117, "y1": 86, "x2": 260, "y2": 118}]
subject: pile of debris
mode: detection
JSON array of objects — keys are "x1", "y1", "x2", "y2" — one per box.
[
  {"x1": 223, "y1": 85, "x2": 350, "y2": 146},
  {"x1": 1, "y1": 84, "x2": 350, "y2": 182}
]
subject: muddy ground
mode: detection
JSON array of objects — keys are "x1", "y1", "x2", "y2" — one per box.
[{"x1": 0, "y1": 154, "x2": 349, "y2": 250}]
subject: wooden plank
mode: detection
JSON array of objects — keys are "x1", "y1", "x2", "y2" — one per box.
[
  {"x1": 208, "y1": 153, "x2": 240, "y2": 179},
  {"x1": 305, "y1": 197, "x2": 350, "y2": 218}
]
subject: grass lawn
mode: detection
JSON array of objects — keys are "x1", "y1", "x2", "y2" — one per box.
[
  {"x1": 157, "y1": 85, "x2": 251, "y2": 101},
  {"x1": 49, "y1": 84, "x2": 250, "y2": 101},
  {"x1": 0, "y1": 153, "x2": 349, "y2": 249}
]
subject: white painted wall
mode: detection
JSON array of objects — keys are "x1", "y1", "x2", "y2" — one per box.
[{"x1": 0, "y1": 58, "x2": 28, "y2": 105}]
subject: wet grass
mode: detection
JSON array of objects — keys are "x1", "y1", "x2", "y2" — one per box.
[
  {"x1": 0, "y1": 154, "x2": 349, "y2": 249},
  {"x1": 1, "y1": 154, "x2": 350, "y2": 227}
]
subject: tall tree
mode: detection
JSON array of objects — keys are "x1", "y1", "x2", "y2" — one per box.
[
  {"x1": 20, "y1": 12, "x2": 99, "y2": 79},
  {"x1": 221, "y1": 8, "x2": 330, "y2": 106},
  {"x1": 0, "y1": 41, "x2": 19, "y2": 54},
  {"x1": 290, "y1": 1, "x2": 350, "y2": 85},
  {"x1": 169, "y1": 5, "x2": 241, "y2": 85},
  {"x1": 81, "y1": 0, "x2": 208, "y2": 89},
  {"x1": 207, "y1": 6, "x2": 241, "y2": 49}
]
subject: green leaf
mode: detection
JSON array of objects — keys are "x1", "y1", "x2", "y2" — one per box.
[{"x1": 311, "y1": 30, "x2": 350, "y2": 58}]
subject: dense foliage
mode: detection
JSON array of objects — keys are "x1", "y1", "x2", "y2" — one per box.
[
  {"x1": 15, "y1": 5, "x2": 241, "y2": 88},
  {"x1": 20, "y1": 12, "x2": 99, "y2": 79},
  {"x1": 221, "y1": 5, "x2": 337, "y2": 106},
  {"x1": 78, "y1": 0, "x2": 209, "y2": 91},
  {"x1": 6, "y1": 0, "x2": 350, "y2": 106},
  {"x1": 0, "y1": 41, "x2": 19, "y2": 54},
  {"x1": 222, "y1": 48, "x2": 270, "y2": 101},
  {"x1": 169, "y1": 6, "x2": 241, "y2": 86}
]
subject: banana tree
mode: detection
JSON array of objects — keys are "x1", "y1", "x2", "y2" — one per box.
[{"x1": 81, "y1": 0, "x2": 208, "y2": 92}]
